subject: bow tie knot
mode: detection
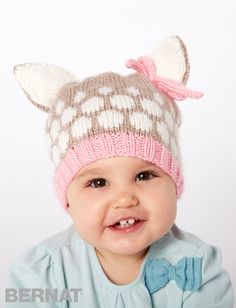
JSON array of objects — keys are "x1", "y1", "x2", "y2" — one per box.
[
  {"x1": 126, "y1": 56, "x2": 203, "y2": 101},
  {"x1": 145, "y1": 257, "x2": 202, "y2": 294},
  {"x1": 168, "y1": 264, "x2": 177, "y2": 281}
]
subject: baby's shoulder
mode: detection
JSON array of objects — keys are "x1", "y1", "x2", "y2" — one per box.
[
  {"x1": 39, "y1": 223, "x2": 81, "y2": 251},
  {"x1": 155, "y1": 224, "x2": 220, "y2": 263},
  {"x1": 9, "y1": 224, "x2": 82, "y2": 270},
  {"x1": 7, "y1": 224, "x2": 84, "y2": 289}
]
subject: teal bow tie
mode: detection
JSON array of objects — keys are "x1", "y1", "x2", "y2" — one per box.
[{"x1": 144, "y1": 257, "x2": 202, "y2": 294}]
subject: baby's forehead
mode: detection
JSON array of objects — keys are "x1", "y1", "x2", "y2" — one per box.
[{"x1": 75, "y1": 156, "x2": 165, "y2": 178}]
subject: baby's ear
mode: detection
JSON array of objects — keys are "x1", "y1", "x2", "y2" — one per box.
[
  {"x1": 13, "y1": 63, "x2": 77, "y2": 113},
  {"x1": 149, "y1": 36, "x2": 190, "y2": 85}
]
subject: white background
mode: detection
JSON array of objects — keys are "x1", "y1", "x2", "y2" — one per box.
[{"x1": 0, "y1": 0, "x2": 235, "y2": 306}]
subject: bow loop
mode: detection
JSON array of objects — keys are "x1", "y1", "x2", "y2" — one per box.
[
  {"x1": 145, "y1": 257, "x2": 202, "y2": 294},
  {"x1": 126, "y1": 56, "x2": 203, "y2": 101}
]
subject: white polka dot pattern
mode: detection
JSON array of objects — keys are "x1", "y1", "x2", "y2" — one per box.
[
  {"x1": 74, "y1": 91, "x2": 86, "y2": 103},
  {"x1": 127, "y1": 86, "x2": 140, "y2": 96},
  {"x1": 140, "y1": 99, "x2": 162, "y2": 117},
  {"x1": 81, "y1": 97, "x2": 104, "y2": 114},
  {"x1": 97, "y1": 110, "x2": 124, "y2": 129},
  {"x1": 45, "y1": 72, "x2": 181, "y2": 169},
  {"x1": 168, "y1": 104, "x2": 175, "y2": 117},
  {"x1": 156, "y1": 122, "x2": 169, "y2": 145},
  {"x1": 71, "y1": 117, "x2": 92, "y2": 138},
  {"x1": 50, "y1": 120, "x2": 61, "y2": 141},
  {"x1": 164, "y1": 110, "x2": 174, "y2": 131},
  {"x1": 173, "y1": 124, "x2": 179, "y2": 136},
  {"x1": 170, "y1": 138, "x2": 178, "y2": 157},
  {"x1": 110, "y1": 95, "x2": 135, "y2": 109},
  {"x1": 58, "y1": 131, "x2": 69, "y2": 154},
  {"x1": 98, "y1": 87, "x2": 112, "y2": 95},
  {"x1": 55, "y1": 100, "x2": 65, "y2": 115},
  {"x1": 154, "y1": 92, "x2": 165, "y2": 105},
  {"x1": 129, "y1": 112, "x2": 153, "y2": 132},
  {"x1": 61, "y1": 107, "x2": 77, "y2": 126}
]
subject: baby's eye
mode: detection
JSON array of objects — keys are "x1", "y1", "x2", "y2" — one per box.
[
  {"x1": 136, "y1": 171, "x2": 156, "y2": 181},
  {"x1": 87, "y1": 178, "x2": 107, "y2": 188},
  {"x1": 86, "y1": 171, "x2": 157, "y2": 188}
]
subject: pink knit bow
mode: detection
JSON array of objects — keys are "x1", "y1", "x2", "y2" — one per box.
[{"x1": 126, "y1": 56, "x2": 203, "y2": 101}]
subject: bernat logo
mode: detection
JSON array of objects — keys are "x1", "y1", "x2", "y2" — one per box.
[{"x1": 5, "y1": 288, "x2": 83, "y2": 303}]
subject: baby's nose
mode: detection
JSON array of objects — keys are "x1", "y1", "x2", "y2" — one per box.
[{"x1": 111, "y1": 194, "x2": 139, "y2": 209}]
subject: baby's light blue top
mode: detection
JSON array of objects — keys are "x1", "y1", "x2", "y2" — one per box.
[{"x1": 6, "y1": 224, "x2": 234, "y2": 307}]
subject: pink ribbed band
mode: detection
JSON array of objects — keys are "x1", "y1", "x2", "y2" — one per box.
[{"x1": 54, "y1": 132, "x2": 183, "y2": 211}]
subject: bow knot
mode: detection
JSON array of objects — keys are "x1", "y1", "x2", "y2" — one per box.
[
  {"x1": 126, "y1": 56, "x2": 203, "y2": 101},
  {"x1": 144, "y1": 257, "x2": 202, "y2": 294},
  {"x1": 168, "y1": 264, "x2": 177, "y2": 281}
]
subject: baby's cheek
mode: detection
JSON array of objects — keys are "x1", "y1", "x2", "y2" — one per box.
[
  {"x1": 154, "y1": 202, "x2": 177, "y2": 225},
  {"x1": 164, "y1": 203, "x2": 177, "y2": 220},
  {"x1": 73, "y1": 206, "x2": 101, "y2": 230},
  {"x1": 75, "y1": 217, "x2": 103, "y2": 247}
]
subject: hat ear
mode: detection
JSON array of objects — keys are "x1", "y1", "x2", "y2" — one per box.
[
  {"x1": 149, "y1": 36, "x2": 190, "y2": 85},
  {"x1": 14, "y1": 63, "x2": 77, "y2": 113}
]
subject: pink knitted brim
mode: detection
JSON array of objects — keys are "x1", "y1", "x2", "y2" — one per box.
[{"x1": 54, "y1": 132, "x2": 183, "y2": 211}]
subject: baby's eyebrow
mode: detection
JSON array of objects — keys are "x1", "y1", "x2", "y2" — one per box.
[
  {"x1": 76, "y1": 162, "x2": 160, "y2": 179},
  {"x1": 76, "y1": 168, "x2": 107, "y2": 179}
]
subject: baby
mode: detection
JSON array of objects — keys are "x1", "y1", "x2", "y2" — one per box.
[{"x1": 6, "y1": 36, "x2": 234, "y2": 307}]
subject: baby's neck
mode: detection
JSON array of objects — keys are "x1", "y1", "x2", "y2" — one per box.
[{"x1": 95, "y1": 247, "x2": 149, "y2": 285}]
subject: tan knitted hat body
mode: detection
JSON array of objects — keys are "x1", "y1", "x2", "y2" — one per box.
[{"x1": 14, "y1": 36, "x2": 203, "y2": 210}]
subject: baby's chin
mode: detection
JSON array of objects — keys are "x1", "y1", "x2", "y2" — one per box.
[{"x1": 95, "y1": 240, "x2": 152, "y2": 259}]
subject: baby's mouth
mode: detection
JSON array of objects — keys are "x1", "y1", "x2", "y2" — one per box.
[
  {"x1": 109, "y1": 217, "x2": 144, "y2": 231},
  {"x1": 113, "y1": 218, "x2": 139, "y2": 229}
]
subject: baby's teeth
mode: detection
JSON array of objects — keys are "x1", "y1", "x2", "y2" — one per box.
[
  {"x1": 119, "y1": 218, "x2": 136, "y2": 227},
  {"x1": 120, "y1": 220, "x2": 128, "y2": 226},
  {"x1": 128, "y1": 218, "x2": 135, "y2": 224}
]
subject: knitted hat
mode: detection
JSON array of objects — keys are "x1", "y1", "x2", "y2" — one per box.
[{"x1": 14, "y1": 36, "x2": 203, "y2": 211}]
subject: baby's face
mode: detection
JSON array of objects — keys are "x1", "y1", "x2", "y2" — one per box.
[{"x1": 67, "y1": 156, "x2": 177, "y2": 257}]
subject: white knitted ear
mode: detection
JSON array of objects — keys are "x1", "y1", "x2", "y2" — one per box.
[
  {"x1": 14, "y1": 63, "x2": 77, "y2": 112},
  {"x1": 149, "y1": 36, "x2": 190, "y2": 85}
]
